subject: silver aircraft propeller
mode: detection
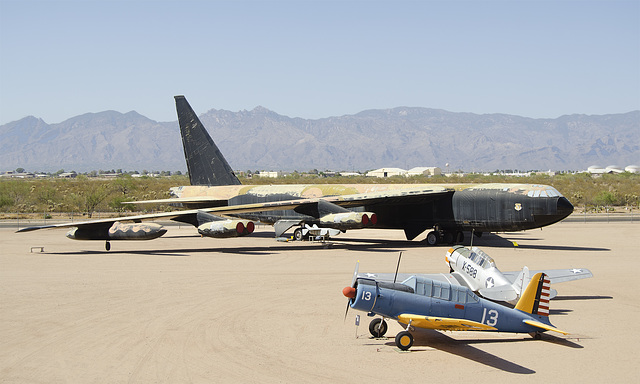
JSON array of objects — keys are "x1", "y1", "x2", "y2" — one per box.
[{"x1": 342, "y1": 260, "x2": 359, "y2": 322}]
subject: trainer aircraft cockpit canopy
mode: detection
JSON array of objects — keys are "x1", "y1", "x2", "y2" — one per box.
[
  {"x1": 468, "y1": 246, "x2": 496, "y2": 269},
  {"x1": 401, "y1": 276, "x2": 480, "y2": 304}
]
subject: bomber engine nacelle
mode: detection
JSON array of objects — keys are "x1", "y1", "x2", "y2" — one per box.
[
  {"x1": 319, "y1": 212, "x2": 377, "y2": 230},
  {"x1": 197, "y1": 219, "x2": 255, "y2": 238},
  {"x1": 66, "y1": 222, "x2": 167, "y2": 241}
]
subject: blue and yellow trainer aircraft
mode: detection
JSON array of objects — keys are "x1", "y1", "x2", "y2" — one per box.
[{"x1": 343, "y1": 265, "x2": 568, "y2": 351}]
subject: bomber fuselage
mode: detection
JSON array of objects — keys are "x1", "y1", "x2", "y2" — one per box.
[{"x1": 170, "y1": 182, "x2": 573, "y2": 240}]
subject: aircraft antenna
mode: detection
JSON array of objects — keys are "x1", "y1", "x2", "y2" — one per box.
[
  {"x1": 393, "y1": 252, "x2": 403, "y2": 283},
  {"x1": 469, "y1": 229, "x2": 474, "y2": 250}
]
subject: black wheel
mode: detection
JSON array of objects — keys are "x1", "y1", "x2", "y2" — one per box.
[
  {"x1": 105, "y1": 241, "x2": 111, "y2": 251},
  {"x1": 533, "y1": 332, "x2": 542, "y2": 340},
  {"x1": 442, "y1": 231, "x2": 454, "y2": 244},
  {"x1": 455, "y1": 231, "x2": 464, "y2": 244},
  {"x1": 293, "y1": 228, "x2": 304, "y2": 241},
  {"x1": 425, "y1": 231, "x2": 440, "y2": 246},
  {"x1": 395, "y1": 331, "x2": 414, "y2": 351},
  {"x1": 369, "y1": 318, "x2": 388, "y2": 337}
]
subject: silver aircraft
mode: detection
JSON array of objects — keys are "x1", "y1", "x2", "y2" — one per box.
[{"x1": 359, "y1": 245, "x2": 592, "y2": 304}]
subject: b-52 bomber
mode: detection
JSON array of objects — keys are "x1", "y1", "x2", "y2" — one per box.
[
  {"x1": 343, "y1": 263, "x2": 568, "y2": 351},
  {"x1": 17, "y1": 96, "x2": 574, "y2": 250},
  {"x1": 360, "y1": 245, "x2": 593, "y2": 304}
]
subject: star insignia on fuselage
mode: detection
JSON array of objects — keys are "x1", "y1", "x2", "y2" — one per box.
[
  {"x1": 570, "y1": 269, "x2": 582, "y2": 274},
  {"x1": 365, "y1": 273, "x2": 377, "y2": 278},
  {"x1": 485, "y1": 277, "x2": 495, "y2": 288}
]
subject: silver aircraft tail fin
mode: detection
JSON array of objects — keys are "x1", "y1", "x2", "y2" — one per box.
[
  {"x1": 511, "y1": 266, "x2": 530, "y2": 296},
  {"x1": 174, "y1": 95, "x2": 241, "y2": 186}
]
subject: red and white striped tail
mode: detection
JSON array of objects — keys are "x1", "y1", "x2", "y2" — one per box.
[{"x1": 537, "y1": 276, "x2": 551, "y2": 317}]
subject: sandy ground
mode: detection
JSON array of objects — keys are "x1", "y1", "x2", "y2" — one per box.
[{"x1": 1, "y1": 220, "x2": 638, "y2": 383}]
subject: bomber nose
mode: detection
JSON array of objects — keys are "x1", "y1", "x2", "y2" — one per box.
[{"x1": 557, "y1": 197, "x2": 574, "y2": 218}]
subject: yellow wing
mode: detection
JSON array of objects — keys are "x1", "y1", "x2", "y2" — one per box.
[{"x1": 397, "y1": 314, "x2": 497, "y2": 331}]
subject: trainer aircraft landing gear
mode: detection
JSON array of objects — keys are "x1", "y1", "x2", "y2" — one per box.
[
  {"x1": 395, "y1": 319, "x2": 414, "y2": 351},
  {"x1": 105, "y1": 241, "x2": 111, "y2": 251},
  {"x1": 395, "y1": 331, "x2": 414, "y2": 351},
  {"x1": 369, "y1": 318, "x2": 388, "y2": 337}
]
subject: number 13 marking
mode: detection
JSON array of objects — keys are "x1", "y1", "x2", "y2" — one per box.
[
  {"x1": 362, "y1": 291, "x2": 372, "y2": 301},
  {"x1": 482, "y1": 308, "x2": 499, "y2": 326}
]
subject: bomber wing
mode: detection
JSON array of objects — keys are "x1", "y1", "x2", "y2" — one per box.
[
  {"x1": 127, "y1": 186, "x2": 453, "y2": 208},
  {"x1": 16, "y1": 210, "x2": 206, "y2": 232},
  {"x1": 397, "y1": 314, "x2": 497, "y2": 331},
  {"x1": 124, "y1": 196, "x2": 229, "y2": 206},
  {"x1": 16, "y1": 199, "x2": 326, "y2": 233},
  {"x1": 18, "y1": 188, "x2": 452, "y2": 233}
]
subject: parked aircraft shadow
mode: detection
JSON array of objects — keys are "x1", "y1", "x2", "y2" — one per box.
[
  {"x1": 469, "y1": 233, "x2": 609, "y2": 251},
  {"x1": 44, "y1": 249, "x2": 194, "y2": 257},
  {"x1": 44, "y1": 242, "x2": 351, "y2": 256},
  {"x1": 383, "y1": 330, "x2": 537, "y2": 374},
  {"x1": 549, "y1": 308, "x2": 573, "y2": 316},
  {"x1": 381, "y1": 328, "x2": 583, "y2": 374},
  {"x1": 41, "y1": 230, "x2": 610, "y2": 255},
  {"x1": 516, "y1": 244, "x2": 609, "y2": 251},
  {"x1": 553, "y1": 295, "x2": 614, "y2": 301}
]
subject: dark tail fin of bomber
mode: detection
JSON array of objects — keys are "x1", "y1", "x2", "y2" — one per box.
[{"x1": 174, "y1": 95, "x2": 241, "y2": 186}]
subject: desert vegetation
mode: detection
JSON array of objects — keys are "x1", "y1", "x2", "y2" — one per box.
[{"x1": 0, "y1": 172, "x2": 637, "y2": 218}]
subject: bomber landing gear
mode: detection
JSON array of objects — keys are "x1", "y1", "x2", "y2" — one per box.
[
  {"x1": 369, "y1": 318, "x2": 388, "y2": 337},
  {"x1": 105, "y1": 241, "x2": 111, "y2": 251},
  {"x1": 425, "y1": 231, "x2": 440, "y2": 246},
  {"x1": 425, "y1": 230, "x2": 465, "y2": 246},
  {"x1": 293, "y1": 228, "x2": 304, "y2": 241}
]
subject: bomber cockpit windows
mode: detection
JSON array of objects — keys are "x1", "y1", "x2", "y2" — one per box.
[{"x1": 527, "y1": 186, "x2": 563, "y2": 198}]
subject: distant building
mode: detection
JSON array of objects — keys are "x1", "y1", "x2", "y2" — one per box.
[
  {"x1": 366, "y1": 168, "x2": 407, "y2": 178},
  {"x1": 257, "y1": 171, "x2": 283, "y2": 178},
  {"x1": 625, "y1": 165, "x2": 639, "y2": 173},
  {"x1": 367, "y1": 167, "x2": 443, "y2": 178},
  {"x1": 587, "y1": 165, "x2": 626, "y2": 174},
  {"x1": 340, "y1": 172, "x2": 361, "y2": 177},
  {"x1": 0, "y1": 171, "x2": 34, "y2": 179},
  {"x1": 406, "y1": 167, "x2": 442, "y2": 177}
]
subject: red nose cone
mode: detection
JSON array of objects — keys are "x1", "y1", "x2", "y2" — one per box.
[
  {"x1": 246, "y1": 221, "x2": 255, "y2": 234},
  {"x1": 342, "y1": 286, "x2": 356, "y2": 298},
  {"x1": 236, "y1": 222, "x2": 245, "y2": 234},
  {"x1": 370, "y1": 213, "x2": 377, "y2": 225}
]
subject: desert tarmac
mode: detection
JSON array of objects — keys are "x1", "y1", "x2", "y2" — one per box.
[{"x1": 1, "y1": 220, "x2": 638, "y2": 383}]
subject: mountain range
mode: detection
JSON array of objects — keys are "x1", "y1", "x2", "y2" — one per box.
[{"x1": 1, "y1": 106, "x2": 638, "y2": 173}]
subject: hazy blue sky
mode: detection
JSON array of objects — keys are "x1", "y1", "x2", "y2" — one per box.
[{"x1": 1, "y1": 0, "x2": 638, "y2": 125}]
